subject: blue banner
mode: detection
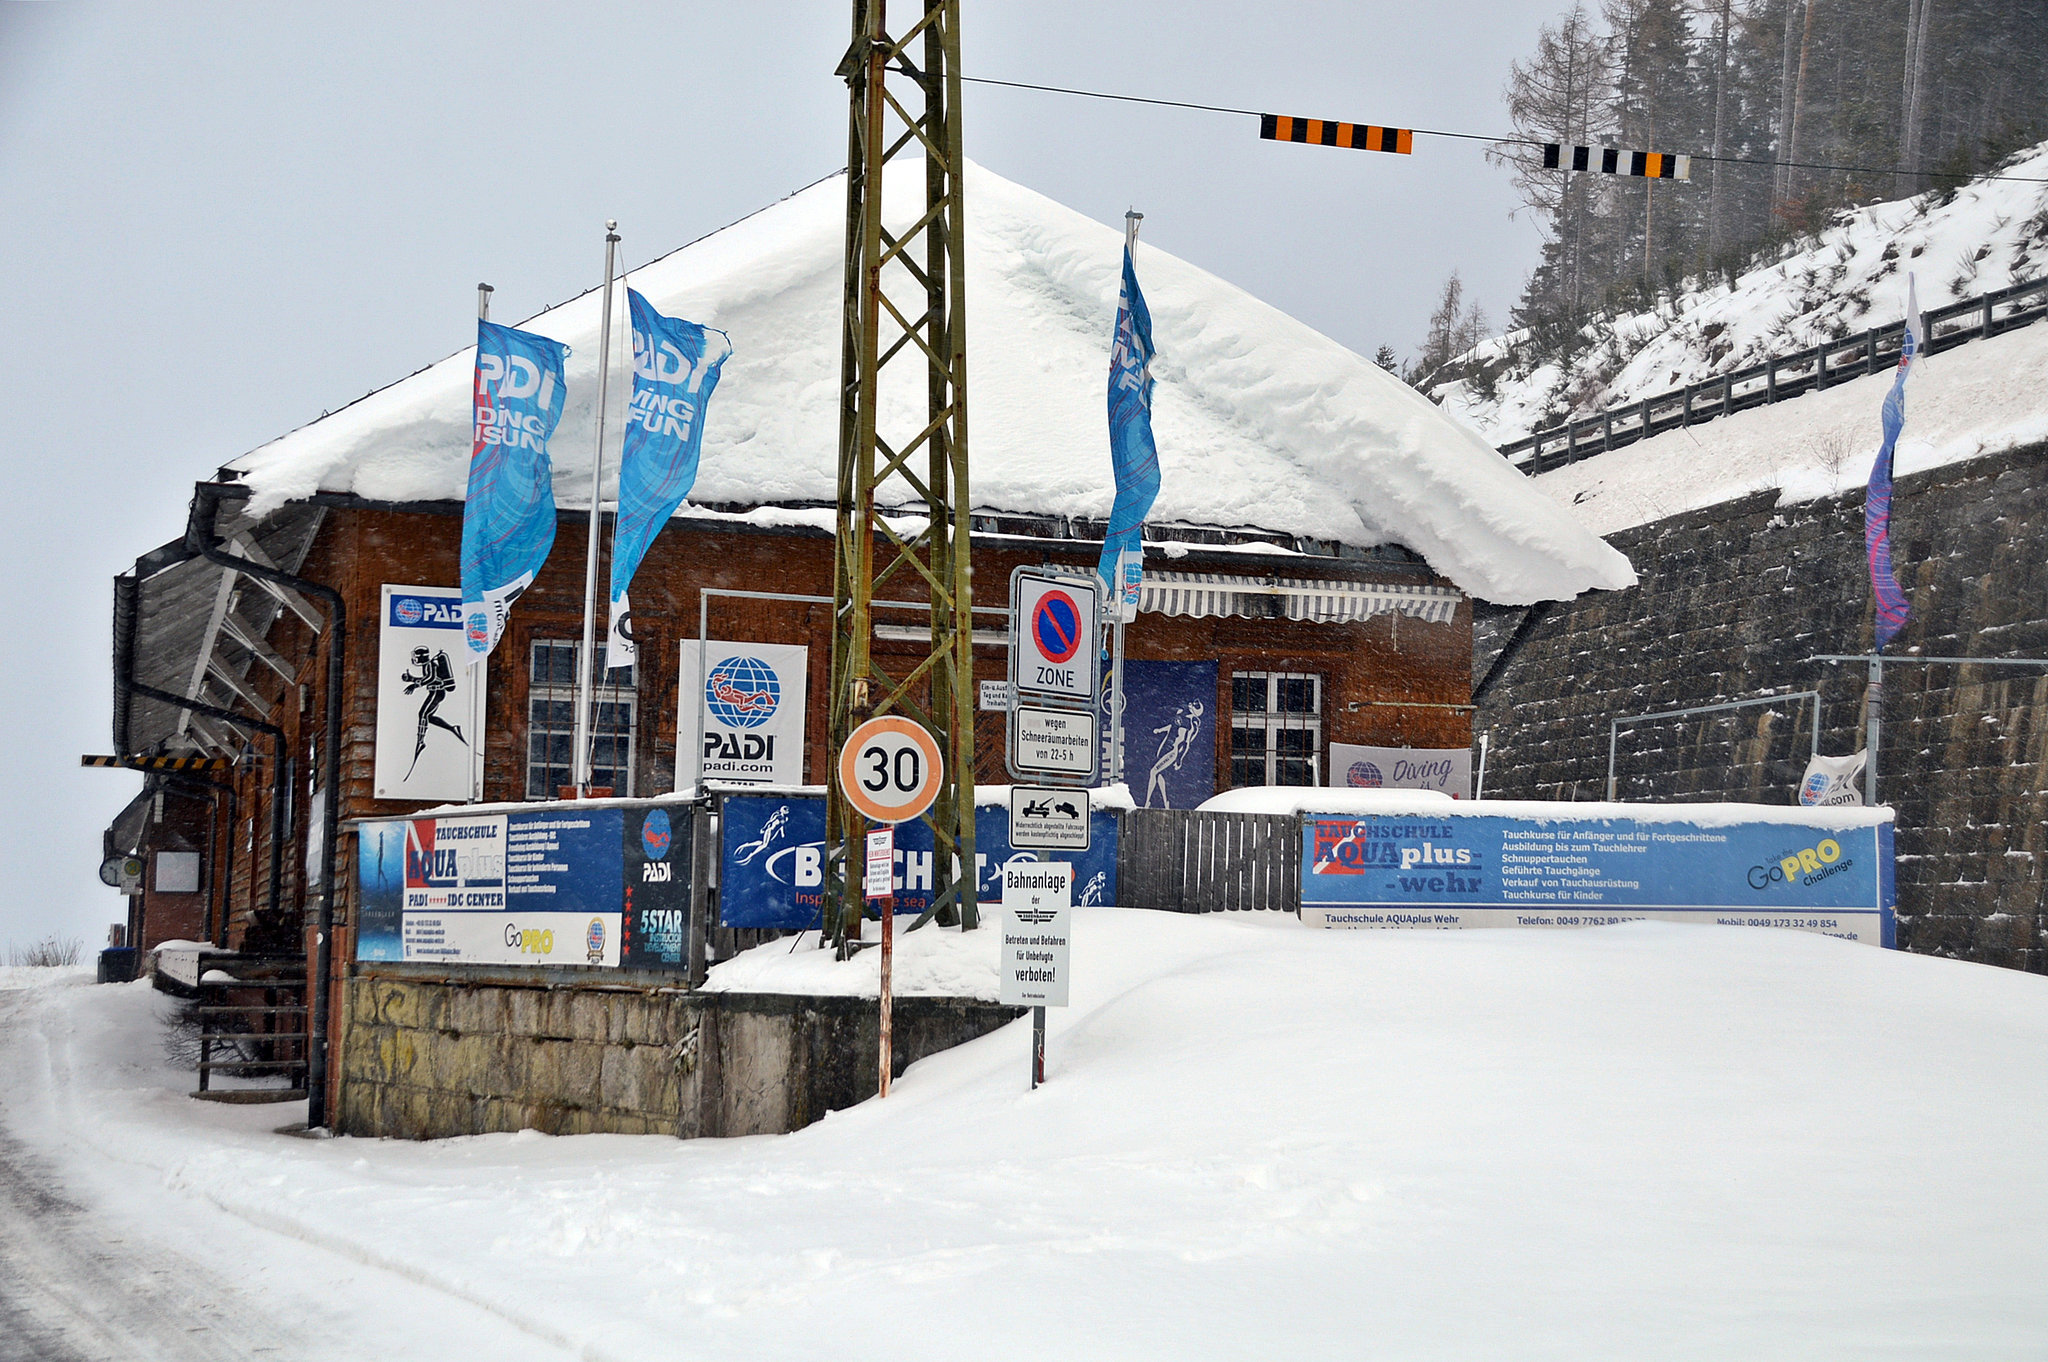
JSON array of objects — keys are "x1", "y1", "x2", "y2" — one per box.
[
  {"x1": 1121, "y1": 659, "x2": 1215, "y2": 808},
  {"x1": 463, "y1": 321, "x2": 570, "y2": 664},
  {"x1": 1301, "y1": 811, "x2": 1895, "y2": 945},
  {"x1": 719, "y1": 796, "x2": 1120, "y2": 930},
  {"x1": 606, "y1": 290, "x2": 732, "y2": 668},
  {"x1": 1866, "y1": 278, "x2": 1923, "y2": 651},
  {"x1": 356, "y1": 807, "x2": 628, "y2": 965},
  {"x1": 1095, "y1": 240, "x2": 1160, "y2": 621}
]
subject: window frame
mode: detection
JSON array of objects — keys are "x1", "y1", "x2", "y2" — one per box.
[
  {"x1": 1229, "y1": 670, "x2": 1323, "y2": 788},
  {"x1": 525, "y1": 638, "x2": 638, "y2": 798}
]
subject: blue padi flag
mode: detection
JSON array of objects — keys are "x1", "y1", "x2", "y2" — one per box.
[
  {"x1": 1096, "y1": 238, "x2": 1160, "y2": 623},
  {"x1": 1865, "y1": 278, "x2": 1923, "y2": 651},
  {"x1": 462, "y1": 320, "x2": 569, "y2": 664},
  {"x1": 605, "y1": 289, "x2": 732, "y2": 668}
]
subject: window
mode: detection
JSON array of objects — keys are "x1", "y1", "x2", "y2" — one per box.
[
  {"x1": 1230, "y1": 671, "x2": 1321, "y2": 787},
  {"x1": 527, "y1": 639, "x2": 636, "y2": 797}
]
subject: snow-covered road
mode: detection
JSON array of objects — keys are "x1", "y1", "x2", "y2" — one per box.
[{"x1": 4, "y1": 915, "x2": 2048, "y2": 1360}]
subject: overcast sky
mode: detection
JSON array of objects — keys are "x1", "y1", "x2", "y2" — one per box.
[{"x1": 0, "y1": 0, "x2": 1557, "y2": 951}]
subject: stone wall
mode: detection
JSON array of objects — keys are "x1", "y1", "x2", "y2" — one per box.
[
  {"x1": 339, "y1": 964, "x2": 1020, "y2": 1139},
  {"x1": 1475, "y1": 441, "x2": 2048, "y2": 972}
]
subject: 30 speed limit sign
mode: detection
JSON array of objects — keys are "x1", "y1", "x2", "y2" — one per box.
[{"x1": 838, "y1": 716, "x2": 945, "y2": 824}]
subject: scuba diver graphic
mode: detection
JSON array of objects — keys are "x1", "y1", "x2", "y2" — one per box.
[
  {"x1": 1145, "y1": 700, "x2": 1206, "y2": 809},
  {"x1": 401, "y1": 646, "x2": 467, "y2": 779}
]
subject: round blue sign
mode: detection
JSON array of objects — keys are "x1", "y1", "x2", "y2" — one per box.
[
  {"x1": 1032, "y1": 591, "x2": 1082, "y2": 664},
  {"x1": 705, "y1": 655, "x2": 781, "y2": 729},
  {"x1": 641, "y1": 808, "x2": 672, "y2": 859}
]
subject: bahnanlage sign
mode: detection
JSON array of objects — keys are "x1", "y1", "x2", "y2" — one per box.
[
  {"x1": 1301, "y1": 809, "x2": 1896, "y2": 945},
  {"x1": 355, "y1": 803, "x2": 692, "y2": 969},
  {"x1": 374, "y1": 585, "x2": 486, "y2": 802},
  {"x1": 678, "y1": 641, "x2": 809, "y2": 787}
]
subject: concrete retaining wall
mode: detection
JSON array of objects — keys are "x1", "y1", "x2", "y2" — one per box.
[
  {"x1": 1475, "y1": 441, "x2": 2048, "y2": 972},
  {"x1": 338, "y1": 964, "x2": 1020, "y2": 1139}
]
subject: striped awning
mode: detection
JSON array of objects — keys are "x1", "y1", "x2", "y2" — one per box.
[{"x1": 1137, "y1": 571, "x2": 1462, "y2": 625}]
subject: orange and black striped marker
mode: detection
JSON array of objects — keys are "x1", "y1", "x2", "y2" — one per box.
[
  {"x1": 1543, "y1": 143, "x2": 1691, "y2": 180},
  {"x1": 81, "y1": 754, "x2": 233, "y2": 772},
  {"x1": 1261, "y1": 114, "x2": 1413, "y2": 154}
]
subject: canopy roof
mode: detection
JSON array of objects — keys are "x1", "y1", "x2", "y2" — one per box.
[{"x1": 229, "y1": 162, "x2": 1634, "y2": 605}]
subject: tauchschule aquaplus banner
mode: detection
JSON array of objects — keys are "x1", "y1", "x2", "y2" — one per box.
[
  {"x1": 1300, "y1": 798, "x2": 1896, "y2": 946},
  {"x1": 355, "y1": 801, "x2": 692, "y2": 969}
]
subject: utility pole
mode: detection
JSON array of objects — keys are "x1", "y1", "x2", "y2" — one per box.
[{"x1": 828, "y1": 0, "x2": 977, "y2": 950}]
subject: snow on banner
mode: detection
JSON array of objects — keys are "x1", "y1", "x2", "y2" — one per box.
[
  {"x1": 606, "y1": 290, "x2": 732, "y2": 668},
  {"x1": 463, "y1": 320, "x2": 569, "y2": 664},
  {"x1": 1865, "y1": 276, "x2": 1923, "y2": 650},
  {"x1": 1095, "y1": 234, "x2": 1160, "y2": 622},
  {"x1": 1301, "y1": 808, "x2": 1896, "y2": 944}
]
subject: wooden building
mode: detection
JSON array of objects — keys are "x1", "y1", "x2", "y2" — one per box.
[{"x1": 102, "y1": 164, "x2": 1628, "y2": 1119}]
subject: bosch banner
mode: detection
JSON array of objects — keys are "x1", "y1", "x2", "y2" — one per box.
[
  {"x1": 356, "y1": 802, "x2": 693, "y2": 969},
  {"x1": 718, "y1": 795, "x2": 1119, "y2": 930},
  {"x1": 463, "y1": 320, "x2": 569, "y2": 665},
  {"x1": 678, "y1": 641, "x2": 809, "y2": 787},
  {"x1": 1301, "y1": 806, "x2": 1896, "y2": 945},
  {"x1": 606, "y1": 291, "x2": 732, "y2": 668},
  {"x1": 374, "y1": 585, "x2": 486, "y2": 802}
]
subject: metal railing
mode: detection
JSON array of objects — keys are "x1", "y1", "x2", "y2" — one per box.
[
  {"x1": 1498, "y1": 275, "x2": 2048, "y2": 474},
  {"x1": 1606, "y1": 691, "x2": 1822, "y2": 802}
]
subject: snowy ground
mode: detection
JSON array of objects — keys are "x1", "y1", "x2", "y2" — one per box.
[{"x1": 4, "y1": 918, "x2": 2047, "y2": 1360}]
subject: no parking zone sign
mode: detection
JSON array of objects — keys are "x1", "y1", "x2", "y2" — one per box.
[{"x1": 1007, "y1": 567, "x2": 1100, "y2": 786}]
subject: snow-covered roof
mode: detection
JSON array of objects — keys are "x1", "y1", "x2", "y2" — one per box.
[{"x1": 229, "y1": 162, "x2": 1633, "y2": 605}]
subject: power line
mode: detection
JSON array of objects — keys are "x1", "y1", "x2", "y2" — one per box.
[{"x1": 960, "y1": 73, "x2": 2048, "y2": 185}]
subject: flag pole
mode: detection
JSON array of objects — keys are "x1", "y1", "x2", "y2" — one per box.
[
  {"x1": 477, "y1": 282, "x2": 492, "y2": 322},
  {"x1": 573, "y1": 222, "x2": 622, "y2": 796},
  {"x1": 474, "y1": 281, "x2": 494, "y2": 802},
  {"x1": 1110, "y1": 210, "x2": 1143, "y2": 788}
]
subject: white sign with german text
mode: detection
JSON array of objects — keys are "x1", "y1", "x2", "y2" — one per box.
[{"x1": 999, "y1": 861, "x2": 1071, "y2": 1008}]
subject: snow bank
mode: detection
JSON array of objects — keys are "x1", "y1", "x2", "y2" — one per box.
[
  {"x1": 1531, "y1": 316, "x2": 2048, "y2": 535},
  {"x1": 228, "y1": 162, "x2": 1631, "y2": 605},
  {"x1": 1446, "y1": 140, "x2": 2048, "y2": 443},
  {"x1": 0, "y1": 963, "x2": 92, "y2": 992},
  {"x1": 5, "y1": 918, "x2": 2047, "y2": 1359},
  {"x1": 703, "y1": 921, "x2": 999, "y2": 999}
]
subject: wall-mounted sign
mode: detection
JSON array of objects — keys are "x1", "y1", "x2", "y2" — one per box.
[
  {"x1": 374, "y1": 585, "x2": 486, "y2": 802},
  {"x1": 678, "y1": 641, "x2": 809, "y2": 787},
  {"x1": 1300, "y1": 809, "x2": 1895, "y2": 944},
  {"x1": 1327, "y1": 743, "x2": 1472, "y2": 799},
  {"x1": 356, "y1": 802, "x2": 694, "y2": 970}
]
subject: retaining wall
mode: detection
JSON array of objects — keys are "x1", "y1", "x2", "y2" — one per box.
[
  {"x1": 1475, "y1": 441, "x2": 2048, "y2": 972},
  {"x1": 338, "y1": 964, "x2": 1020, "y2": 1139}
]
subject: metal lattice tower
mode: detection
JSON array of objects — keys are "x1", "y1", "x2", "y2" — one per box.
[{"x1": 828, "y1": 0, "x2": 977, "y2": 943}]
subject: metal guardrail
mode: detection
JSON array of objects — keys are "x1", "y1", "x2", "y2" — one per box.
[{"x1": 1497, "y1": 275, "x2": 2048, "y2": 474}]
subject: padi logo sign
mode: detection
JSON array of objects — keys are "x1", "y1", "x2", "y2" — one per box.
[
  {"x1": 705, "y1": 656, "x2": 781, "y2": 728},
  {"x1": 389, "y1": 594, "x2": 464, "y2": 629}
]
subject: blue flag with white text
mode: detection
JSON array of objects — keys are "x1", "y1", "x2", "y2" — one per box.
[
  {"x1": 462, "y1": 320, "x2": 569, "y2": 665},
  {"x1": 1097, "y1": 240, "x2": 1160, "y2": 622},
  {"x1": 1865, "y1": 278, "x2": 1923, "y2": 651},
  {"x1": 605, "y1": 290, "x2": 731, "y2": 668}
]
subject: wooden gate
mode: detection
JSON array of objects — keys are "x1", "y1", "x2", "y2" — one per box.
[{"x1": 1118, "y1": 809, "x2": 1300, "y2": 913}]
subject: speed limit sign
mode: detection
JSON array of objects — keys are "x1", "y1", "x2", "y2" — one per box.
[{"x1": 838, "y1": 715, "x2": 945, "y2": 824}]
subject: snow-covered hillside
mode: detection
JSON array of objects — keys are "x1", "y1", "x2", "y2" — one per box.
[
  {"x1": 7, "y1": 918, "x2": 2048, "y2": 1358},
  {"x1": 1442, "y1": 141, "x2": 2048, "y2": 445}
]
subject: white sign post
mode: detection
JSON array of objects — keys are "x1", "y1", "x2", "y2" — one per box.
[
  {"x1": 1006, "y1": 567, "x2": 1101, "y2": 787},
  {"x1": 838, "y1": 716, "x2": 945, "y2": 1101},
  {"x1": 1000, "y1": 861, "x2": 1071, "y2": 1088},
  {"x1": 1009, "y1": 786, "x2": 1091, "y2": 851}
]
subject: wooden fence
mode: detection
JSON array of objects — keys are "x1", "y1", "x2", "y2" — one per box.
[{"x1": 1118, "y1": 809, "x2": 1301, "y2": 913}]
